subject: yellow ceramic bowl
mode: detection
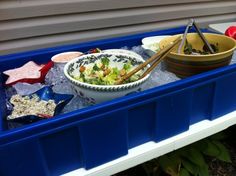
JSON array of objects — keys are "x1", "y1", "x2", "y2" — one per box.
[{"x1": 160, "y1": 33, "x2": 236, "y2": 78}]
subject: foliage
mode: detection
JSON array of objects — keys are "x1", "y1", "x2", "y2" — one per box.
[{"x1": 142, "y1": 132, "x2": 231, "y2": 176}]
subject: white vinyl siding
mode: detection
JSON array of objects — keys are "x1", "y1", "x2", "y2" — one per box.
[{"x1": 0, "y1": 0, "x2": 236, "y2": 55}]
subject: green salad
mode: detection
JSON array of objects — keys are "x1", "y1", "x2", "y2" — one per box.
[{"x1": 72, "y1": 57, "x2": 141, "y2": 85}]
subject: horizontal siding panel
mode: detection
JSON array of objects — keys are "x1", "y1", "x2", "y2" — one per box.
[
  {"x1": 0, "y1": 0, "x2": 218, "y2": 21},
  {"x1": 1, "y1": 1, "x2": 236, "y2": 41},
  {"x1": 1, "y1": 13, "x2": 235, "y2": 55}
]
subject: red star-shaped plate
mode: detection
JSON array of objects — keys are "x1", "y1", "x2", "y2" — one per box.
[{"x1": 3, "y1": 61, "x2": 53, "y2": 86}]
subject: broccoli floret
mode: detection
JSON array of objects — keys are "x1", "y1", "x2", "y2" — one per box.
[
  {"x1": 79, "y1": 73, "x2": 85, "y2": 82},
  {"x1": 112, "y1": 67, "x2": 120, "y2": 75},
  {"x1": 123, "y1": 63, "x2": 132, "y2": 71},
  {"x1": 101, "y1": 57, "x2": 110, "y2": 66},
  {"x1": 93, "y1": 64, "x2": 100, "y2": 71}
]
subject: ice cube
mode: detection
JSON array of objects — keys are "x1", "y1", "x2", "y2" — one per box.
[
  {"x1": 45, "y1": 64, "x2": 66, "y2": 85},
  {"x1": 230, "y1": 51, "x2": 236, "y2": 65},
  {"x1": 13, "y1": 82, "x2": 44, "y2": 95},
  {"x1": 141, "y1": 62, "x2": 180, "y2": 90},
  {"x1": 131, "y1": 45, "x2": 150, "y2": 60},
  {"x1": 45, "y1": 64, "x2": 77, "y2": 94},
  {"x1": 62, "y1": 96, "x2": 90, "y2": 114},
  {"x1": 5, "y1": 87, "x2": 16, "y2": 99},
  {"x1": 52, "y1": 81, "x2": 76, "y2": 95}
]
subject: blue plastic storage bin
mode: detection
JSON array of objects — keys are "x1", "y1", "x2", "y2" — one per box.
[{"x1": 0, "y1": 26, "x2": 236, "y2": 176}]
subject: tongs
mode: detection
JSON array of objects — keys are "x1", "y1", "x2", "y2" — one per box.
[
  {"x1": 178, "y1": 19, "x2": 215, "y2": 54},
  {"x1": 117, "y1": 36, "x2": 182, "y2": 85}
]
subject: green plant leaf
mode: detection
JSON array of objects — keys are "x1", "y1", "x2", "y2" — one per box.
[
  {"x1": 158, "y1": 155, "x2": 179, "y2": 176},
  {"x1": 210, "y1": 132, "x2": 226, "y2": 140},
  {"x1": 142, "y1": 164, "x2": 154, "y2": 176},
  {"x1": 142, "y1": 159, "x2": 160, "y2": 176},
  {"x1": 202, "y1": 139, "x2": 220, "y2": 157},
  {"x1": 197, "y1": 165, "x2": 209, "y2": 176},
  {"x1": 191, "y1": 139, "x2": 208, "y2": 151},
  {"x1": 181, "y1": 159, "x2": 199, "y2": 176},
  {"x1": 153, "y1": 166, "x2": 163, "y2": 176},
  {"x1": 212, "y1": 140, "x2": 231, "y2": 163},
  {"x1": 180, "y1": 147, "x2": 206, "y2": 167},
  {"x1": 168, "y1": 153, "x2": 181, "y2": 168},
  {"x1": 179, "y1": 168, "x2": 190, "y2": 176}
]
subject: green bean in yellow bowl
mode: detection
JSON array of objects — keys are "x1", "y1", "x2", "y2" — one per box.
[{"x1": 159, "y1": 33, "x2": 236, "y2": 78}]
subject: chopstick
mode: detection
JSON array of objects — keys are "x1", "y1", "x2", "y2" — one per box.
[
  {"x1": 139, "y1": 36, "x2": 182, "y2": 79},
  {"x1": 116, "y1": 36, "x2": 182, "y2": 84}
]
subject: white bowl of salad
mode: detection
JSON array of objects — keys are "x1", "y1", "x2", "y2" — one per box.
[
  {"x1": 64, "y1": 53, "x2": 150, "y2": 103},
  {"x1": 141, "y1": 35, "x2": 170, "y2": 56}
]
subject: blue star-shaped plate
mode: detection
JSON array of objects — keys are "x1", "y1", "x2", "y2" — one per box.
[{"x1": 6, "y1": 86, "x2": 73, "y2": 128}]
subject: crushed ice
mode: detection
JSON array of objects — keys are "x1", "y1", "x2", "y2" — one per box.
[
  {"x1": 6, "y1": 47, "x2": 236, "y2": 114},
  {"x1": 230, "y1": 51, "x2": 236, "y2": 65},
  {"x1": 13, "y1": 83, "x2": 44, "y2": 96}
]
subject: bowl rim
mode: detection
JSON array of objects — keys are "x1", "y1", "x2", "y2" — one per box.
[
  {"x1": 101, "y1": 49, "x2": 143, "y2": 59},
  {"x1": 141, "y1": 35, "x2": 171, "y2": 45},
  {"x1": 63, "y1": 53, "x2": 150, "y2": 90},
  {"x1": 51, "y1": 51, "x2": 84, "y2": 63},
  {"x1": 163, "y1": 33, "x2": 236, "y2": 57}
]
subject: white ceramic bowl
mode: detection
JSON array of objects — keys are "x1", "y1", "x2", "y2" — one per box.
[
  {"x1": 51, "y1": 51, "x2": 83, "y2": 63},
  {"x1": 64, "y1": 53, "x2": 150, "y2": 103},
  {"x1": 102, "y1": 49, "x2": 143, "y2": 59},
  {"x1": 141, "y1": 35, "x2": 171, "y2": 56}
]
